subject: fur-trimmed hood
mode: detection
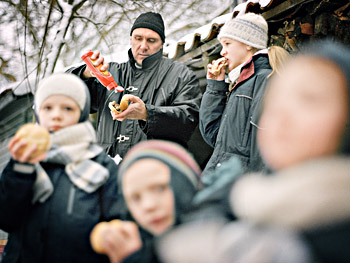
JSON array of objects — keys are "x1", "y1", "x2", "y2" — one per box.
[{"x1": 231, "y1": 156, "x2": 350, "y2": 230}]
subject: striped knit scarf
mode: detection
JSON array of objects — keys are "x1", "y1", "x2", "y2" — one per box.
[{"x1": 32, "y1": 121, "x2": 109, "y2": 203}]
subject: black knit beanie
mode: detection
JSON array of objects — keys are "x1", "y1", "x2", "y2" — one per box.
[{"x1": 130, "y1": 12, "x2": 165, "y2": 42}]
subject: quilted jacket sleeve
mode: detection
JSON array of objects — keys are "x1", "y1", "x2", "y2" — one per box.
[{"x1": 199, "y1": 79, "x2": 229, "y2": 148}]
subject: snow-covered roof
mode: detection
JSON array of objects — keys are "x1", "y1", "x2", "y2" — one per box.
[
  {"x1": 164, "y1": 0, "x2": 280, "y2": 60},
  {"x1": 1, "y1": 76, "x2": 36, "y2": 96}
]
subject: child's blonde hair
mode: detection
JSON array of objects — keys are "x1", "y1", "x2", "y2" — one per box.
[{"x1": 267, "y1": 45, "x2": 291, "y2": 78}]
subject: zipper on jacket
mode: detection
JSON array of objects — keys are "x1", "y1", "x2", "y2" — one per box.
[
  {"x1": 67, "y1": 186, "x2": 76, "y2": 215},
  {"x1": 160, "y1": 88, "x2": 166, "y2": 102}
]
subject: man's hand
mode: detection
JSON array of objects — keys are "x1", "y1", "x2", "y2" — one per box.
[
  {"x1": 110, "y1": 95, "x2": 148, "y2": 122},
  {"x1": 83, "y1": 49, "x2": 109, "y2": 79}
]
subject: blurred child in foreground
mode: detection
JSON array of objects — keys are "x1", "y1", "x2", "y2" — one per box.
[
  {"x1": 90, "y1": 140, "x2": 201, "y2": 263},
  {"x1": 0, "y1": 73, "x2": 121, "y2": 263}
]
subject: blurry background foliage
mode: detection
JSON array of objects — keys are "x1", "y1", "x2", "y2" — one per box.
[{"x1": 0, "y1": 0, "x2": 231, "y2": 93}]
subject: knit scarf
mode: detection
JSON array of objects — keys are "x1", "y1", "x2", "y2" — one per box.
[{"x1": 32, "y1": 121, "x2": 109, "y2": 203}]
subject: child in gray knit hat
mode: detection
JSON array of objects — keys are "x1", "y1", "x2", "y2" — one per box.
[
  {"x1": 200, "y1": 12, "x2": 290, "y2": 184},
  {"x1": 0, "y1": 73, "x2": 122, "y2": 263}
]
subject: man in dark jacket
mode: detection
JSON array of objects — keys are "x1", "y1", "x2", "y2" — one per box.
[{"x1": 68, "y1": 12, "x2": 201, "y2": 160}]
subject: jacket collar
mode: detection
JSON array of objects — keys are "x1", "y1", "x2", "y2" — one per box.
[
  {"x1": 128, "y1": 48, "x2": 163, "y2": 70},
  {"x1": 231, "y1": 51, "x2": 270, "y2": 90}
]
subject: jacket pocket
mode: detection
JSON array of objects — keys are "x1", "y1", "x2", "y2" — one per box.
[{"x1": 234, "y1": 94, "x2": 252, "y2": 149}]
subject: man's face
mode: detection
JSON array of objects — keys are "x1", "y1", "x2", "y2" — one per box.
[{"x1": 130, "y1": 28, "x2": 163, "y2": 66}]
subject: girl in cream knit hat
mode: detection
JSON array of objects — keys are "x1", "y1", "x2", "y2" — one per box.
[{"x1": 200, "y1": 12, "x2": 290, "y2": 184}]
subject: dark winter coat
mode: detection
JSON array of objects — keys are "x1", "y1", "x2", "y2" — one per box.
[
  {"x1": 199, "y1": 54, "x2": 271, "y2": 185},
  {"x1": 0, "y1": 154, "x2": 122, "y2": 263},
  {"x1": 68, "y1": 49, "x2": 201, "y2": 158}
]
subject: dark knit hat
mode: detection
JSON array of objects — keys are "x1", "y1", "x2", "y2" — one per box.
[{"x1": 130, "y1": 12, "x2": 165, "y2": 42}]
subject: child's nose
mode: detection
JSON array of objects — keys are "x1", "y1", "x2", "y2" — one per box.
[
  {"x1": 220, "y1": 48, "x2": 227, "y2": 56},
  {"x1": 51, "y1": 108, "x2": 62, "y2": 119},
  {"x1": 142, "y1": 194, "x2": 157, "y2": 211}
]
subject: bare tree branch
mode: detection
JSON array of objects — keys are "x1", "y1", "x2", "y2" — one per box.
[{"x1": 0, "y1": 0, "x2": 231, "y2": 89}]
